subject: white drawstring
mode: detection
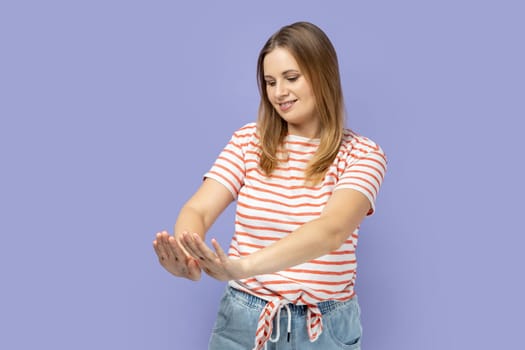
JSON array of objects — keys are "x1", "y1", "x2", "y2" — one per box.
[
  {"x1": 264, "y1": 303, "x2": 292, "y2": 349},
  {"x1": 255, "y1": 299, "x2": 324, "y2": 350}
]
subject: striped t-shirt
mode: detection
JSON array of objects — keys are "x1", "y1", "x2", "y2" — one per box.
[{"x1": 204, "y1": 122, "x2": 387, "y2": 349}]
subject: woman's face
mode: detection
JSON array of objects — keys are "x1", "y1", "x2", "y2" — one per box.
[{"x1": 263, "y1": 47, "x2": 318, "y2": 138}]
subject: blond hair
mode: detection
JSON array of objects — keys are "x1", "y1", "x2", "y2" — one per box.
[{"x1": 256, "y1": 21, "x2": 345, "y2": 185}]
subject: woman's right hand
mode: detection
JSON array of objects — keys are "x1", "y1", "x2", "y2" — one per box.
[{"x1": 153, "y1": 230, "x2": 202, "y2": 281}]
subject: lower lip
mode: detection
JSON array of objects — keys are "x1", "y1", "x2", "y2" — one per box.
[{"x1": 279, "y1": 100, "x2": 296, "y2": 112}]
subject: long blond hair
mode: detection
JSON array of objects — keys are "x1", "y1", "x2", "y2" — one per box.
[{"x1": 256, "y1": 22, "x2": 345, "y2": 185}]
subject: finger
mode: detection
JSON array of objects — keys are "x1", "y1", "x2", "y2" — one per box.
[
  {"x1": 186, "y1": 258, "x2": 202, "y2": 281},
  {"x1": 211, "y1": 238, "x2": 228, "y2": 263},
  {"x1": 161, "y1": 231, "x2": 174, "y2": 259},
  {"x1": 177, "y1": 232, "x2": 194, "y2": 255},
  {"x1": 153, "y1": 234, "x2": 162, "y2": 255},
  {"x1": 153, "y1": 240, "x2": 162, "y2": 258},
  {"x1": 175, "y1": 231, "x2": 192, "y2": 257},
  {"x1": 155, "y1": 232, "x2": 169, "y2": 261},
  {"x1": 167, "y1": 236, "x2": 183, "y2": 262},
  {"x1": 180, "y1": 232, "x2": 202, "y2": 260},
  {"x1": 190, "y1": 233, "x2": 217, "y2": 262}
]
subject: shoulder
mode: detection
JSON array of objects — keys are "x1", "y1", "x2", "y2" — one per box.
[
  {"x1": 232, "y1": 122, "x2": 257, "y2": 137},
  {"x1": 341, "y1": 129, "x2": 386, "y2": 159},
  {"x1": 228, "y1": 122, "x2": 258, "y2": 142},
  {"x1": 226, "y1": 123, "x2": 261, "y2": 153}
]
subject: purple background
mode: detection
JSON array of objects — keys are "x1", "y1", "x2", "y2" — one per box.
[{"x1": 1, "y1": 1, "x2": 524, "y2": 349}]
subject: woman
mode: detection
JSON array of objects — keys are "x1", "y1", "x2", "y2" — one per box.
[{"x1": 153, "y1": 21, "x2": 387, "y2": 350}]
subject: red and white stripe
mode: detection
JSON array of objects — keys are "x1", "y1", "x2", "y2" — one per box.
[{"x1": 204, "y1": 123, "x2": 387, "y2": 349}]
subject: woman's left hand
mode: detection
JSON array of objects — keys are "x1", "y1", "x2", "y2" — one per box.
[{"x1": 180, "y1": 232, "x2": 247, "y2": 281}]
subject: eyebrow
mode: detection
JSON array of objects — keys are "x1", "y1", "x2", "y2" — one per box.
[{"x1": 264, "y1": 69, "x2": 300, "y2": 79}]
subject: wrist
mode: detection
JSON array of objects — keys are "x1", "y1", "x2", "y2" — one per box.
[{"x1": 235, "y1": 256, "x2": 254, "y2": 280}]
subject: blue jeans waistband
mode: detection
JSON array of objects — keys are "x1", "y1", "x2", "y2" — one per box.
[{"x1": 227, "y1": 286, "x2": 357, "y2": 316}]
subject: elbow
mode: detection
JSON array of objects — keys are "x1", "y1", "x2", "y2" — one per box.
[
  {"x1": 324, "y1": 227, "x2": 350, "y2": 254},
  {"x1": 324, "y1": 222, "x2": 354, "y2": 252},
  {"x1": 327, "y1": 231, "x2": 351, "y2": 252},
  {"x1": 317, "y1": 214, "x2": 361, "y2": 253}
]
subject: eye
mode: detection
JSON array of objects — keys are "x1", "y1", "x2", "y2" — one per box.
[
  {"x1": 287, "y1": 76, "x2": 299, "y2": 82},
  {"x1": 265, "y1": 80, "x2": 276, "y2": 87}
]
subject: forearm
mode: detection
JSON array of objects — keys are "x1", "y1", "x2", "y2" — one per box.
[
  {"x1": 179, "y1": 188, "x2": 371, "y2": 282},
  {"x1": 173, "y1": 178, "x2": 234, "y2": 242},
  {"x1": 174, "y1": 205, "x2": 208, "y2": 240},
  {"x1": 241, "y1": 217, "x2": 350, "y2": 278}
]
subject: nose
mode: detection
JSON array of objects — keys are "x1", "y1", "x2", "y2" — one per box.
[{"x1": 274, "y1": 81, "x2": 289, "y2": 99}]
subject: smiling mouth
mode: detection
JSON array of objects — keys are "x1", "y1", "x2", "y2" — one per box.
[{"x1": 279, "y1": 99, "x2": 297, "y2": 110}]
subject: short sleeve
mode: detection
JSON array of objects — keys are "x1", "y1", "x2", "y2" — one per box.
[
  {"x1": 203, "y1": 125, "x2": 251, "y2": 198},
  {"x1": 334, "y1": 143, "x2": 387, "y2": 216}
]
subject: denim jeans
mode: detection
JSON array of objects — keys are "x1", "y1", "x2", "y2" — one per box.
[{"x1": 208, "y1": 286, "x2": 362, "y2": 350}]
